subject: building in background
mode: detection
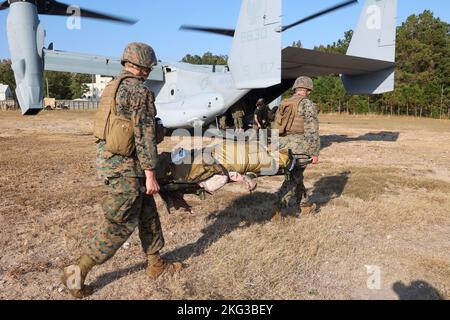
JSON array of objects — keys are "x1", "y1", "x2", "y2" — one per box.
[
  {"x1": 0, "y1": 84, "x2": 13, "y2": 101},
  {"x1": 83, "y1": 75, "x2": 113, "y2": 101}
]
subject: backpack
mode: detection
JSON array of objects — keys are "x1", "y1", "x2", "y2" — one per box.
[
  {"x1": 273, "y1": 96, "x2": 305, "y2": 136},
  {"x1": 94, "y1": 75, "x2": 138, "y2": 157}
]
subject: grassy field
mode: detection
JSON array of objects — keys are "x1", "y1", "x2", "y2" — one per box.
[{"x1": 0, "y1": 110, "x2": 449, "y2": 300}]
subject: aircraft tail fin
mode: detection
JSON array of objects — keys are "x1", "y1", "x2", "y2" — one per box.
[
  {"x1": 342, "y1": 0, "x2": 397, "y2": 94},
  {"x1": 228, "y1": 0, "x2": 282, "y2": 89}
]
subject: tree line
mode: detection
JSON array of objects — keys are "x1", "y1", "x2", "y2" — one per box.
[
  {"x1": 309, "y1": 10, "x2": 449, "y2": 119},
  {"x1": 182, "y1": 11, "x2": 449, "y2": 119},
  {"x1": 0, "y1": 61, "x2": 91, "y2": 100}
]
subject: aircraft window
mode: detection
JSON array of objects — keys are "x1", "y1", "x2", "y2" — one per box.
[{"x1": 171, "y1": 89, "x2": 175, "y2": 96}]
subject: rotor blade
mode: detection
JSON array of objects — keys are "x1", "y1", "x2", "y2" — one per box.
[
  {"x1": 179, "y1": 0, "x2": 357, "y2": 37},
  {"x1": 179, "y1": 25, "x2": 235, "y2": 37},
  {"x1": 0, "y1": 1, "x2": 9, "y2": 10},
  {"x1": 38, "y1": 0, "x2": 138, "y2": 25},
  {"x1": 282, "y1": 0, "x2": 358, "y2": 32}
]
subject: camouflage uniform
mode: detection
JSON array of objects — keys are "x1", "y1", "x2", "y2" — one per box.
[
  {"x1": 231, "y1": 103, "x2": 245, "y2": 130},
  {"x1": 276, "y1": 97, "x2": 320, "y2": 210},
  {"x1": 219, "y1": 115, "x2": 227, "y2": 130},
  {"x1": 62, "y1": 43, "x2": 182, "y2": 299},
  {"x1": 89, "y1": 70, "x2": 164, "y2": 264}
]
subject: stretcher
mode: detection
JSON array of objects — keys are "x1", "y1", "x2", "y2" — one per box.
[{"x1": 156, "y1": 141, "x2": 312, "y2": 213}]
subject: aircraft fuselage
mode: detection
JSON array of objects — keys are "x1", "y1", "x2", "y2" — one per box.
[{"x1": 147, "y1": 62, "x2": 250, "y2": 128}]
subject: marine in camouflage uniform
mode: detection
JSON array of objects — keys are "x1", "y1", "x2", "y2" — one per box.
[
  {"x1": 275, "y1": 76, "x2": 320, "y2": 218},
  {"x1": 219, "y1": 114, "x2": 227, "y2": 130},
  {"x1": 90, "y1": 72, "x2": 163, "y2": 265},
  {"x1": 62, "y1": 43, "x2": 182, "y2": 299},
  {"x1": 231, "y1": 102, "x2": 245, "y2": 131}
]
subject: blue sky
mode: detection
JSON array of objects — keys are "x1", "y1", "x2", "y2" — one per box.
[{"x1": 0, "y1": 0, "x2": 449, "y2": 61}]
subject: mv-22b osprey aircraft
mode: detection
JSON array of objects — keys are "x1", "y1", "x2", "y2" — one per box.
[{"x1": 2, "y1": 0, "x2": 397, "y2": 129}]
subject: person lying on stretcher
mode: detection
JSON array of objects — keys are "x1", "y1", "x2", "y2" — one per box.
[{"x1": 155, "y1": 140, "x2": 313, "y2": 213}]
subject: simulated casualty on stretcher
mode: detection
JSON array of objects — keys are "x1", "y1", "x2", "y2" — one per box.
[{"x1": 157, "y1": 140, "x2": 313, "y2": 212}]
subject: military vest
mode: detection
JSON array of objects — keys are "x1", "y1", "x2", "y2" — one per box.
[
  {"x1": 93, "y1": 75, "x2": 139, "y2": 157},
  {"x1": 274, "y1": 96, "x2": 305, "y2": 136}
]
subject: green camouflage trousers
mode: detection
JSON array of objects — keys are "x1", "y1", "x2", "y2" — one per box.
[
  {"x1": 276, "y1": 135, "x2": 314, "y2": 210},
  {"x1": 219, "y1": 116, "x2": 227, "y2": 129},
  {"x1": 88, "y1": 176, "x2": 165, "y2": 264},
  {"x1": 276, "y1": 165, "x2": 308, "y2": 210},
  {"x1": 277, "y1": 135, "x2": 308, "y2": 209},
  {"x1": 234, "y1": 117, "x2": 244, "y2": 130}
]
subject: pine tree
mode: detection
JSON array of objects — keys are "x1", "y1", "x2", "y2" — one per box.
[{"x1": 306, "y1": 11, "x2": 449, "y2": 118}]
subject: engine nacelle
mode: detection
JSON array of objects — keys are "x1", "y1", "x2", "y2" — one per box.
[{"x1": 7, "y1": 1, "x2": 45, "y2": 115}]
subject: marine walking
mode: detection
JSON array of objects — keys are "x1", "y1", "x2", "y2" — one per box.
[
  {"x1": 273, "y1": 76, "x2": 320, "y2": 218},
  {"x1": 61, "y1": 42, "x2": 183, "y2": 299}
]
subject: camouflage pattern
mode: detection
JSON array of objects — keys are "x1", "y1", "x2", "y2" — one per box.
[
  {"x1": 293, "y1": 76, "x2": 314, "y2": 91},
  {"x1": 121, "y1": 42, "x2": 157, "y2": 69},
  {"x1": 277, "y1": 165, "x2": 309, "y2": 209},
  {"x1": 219, "y1": 115, "x2": 227, "y2": 130},
  {"x1": 234, "y1": 117, "x2": 244, "y2": 130},
  {"x1": 96, "y1": 70, "x2": 158, "y2": 179},
  {"x1": 231, "y1": 104, "x2": 245, "y2": 130},
  {"x1": 89, "y1": 68, "x2": 164, "y2": 265},
  {"x1": 88, "y1": 176, "x2": 164, "y2": 264},
  {"x1": 275, "y1": 95, "x2": 320, "y2": 211},
  {"x1": 278, "y1": 98, "x2": 320, "y2": 157}
]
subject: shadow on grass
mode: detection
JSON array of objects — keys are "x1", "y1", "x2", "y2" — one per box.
[
  {"x1": 89, "y1": 172, "x2": 351, "y2": 292},
  {"x1": 90, "y1": 192, "x2": 278, "y2": 293},
  {"x1": 309, "y1": 171, "x2": 350, "y2": 211},
  {"x1": 321, "y1": 132, "x2": 400, "y2": 151},
  {"x1": 165, "y1": 192, "x2": 278, "y2": 262},
  {"x1": 90, "y1": 262, "x2": 147, "y2": 293},
  {"x1": 393, "y1": 281, "x2": 444, "y2": 300}
]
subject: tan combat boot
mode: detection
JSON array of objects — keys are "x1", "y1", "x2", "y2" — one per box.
[
  {"x1": 300, "y1": 203, "x2": 317, "y2": 216},
  {"x1": 146, "y1": 254, "x2": 184, "y2": 280},
  {"x1": 61, "y1": 255, "x2": 97, "y2": 299}
]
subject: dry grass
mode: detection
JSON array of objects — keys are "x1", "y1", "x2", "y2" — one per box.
[{"x1": 0, "y1": 110, "x2": 449, "y2": 300}]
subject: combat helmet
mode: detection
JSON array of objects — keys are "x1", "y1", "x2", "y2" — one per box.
[
  {"x1": 121, "y1": 42, "x2": 157, "y2": 69},
  {"x1": 293, "y1": 76, "x2": 314, "y2": 91}
]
